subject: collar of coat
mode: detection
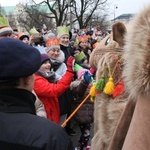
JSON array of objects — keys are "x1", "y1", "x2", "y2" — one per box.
[{"x1": 0, "y1": 88, "x2": 36, "y2": 115}]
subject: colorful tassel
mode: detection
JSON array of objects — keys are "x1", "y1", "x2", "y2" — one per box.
[
  {"x1": 90, "y1": 96, "x2": 95, "y2": 102},
  {"x1": 95, "y1": 75, "x2": 105, "y2": 92},
  {"x1": 103, "y1": 77, "x2": 115, "y2": 95},
  {"x1": 113, "y1": 80, "x2": 124, "y2": 98},
  {"x1": 89, "y1": 83, "x2": 98, "y2": 102}
]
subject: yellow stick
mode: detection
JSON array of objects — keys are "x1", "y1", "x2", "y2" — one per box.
[{"x1": 61, "y1": 93, "x2": 90, "y2": 128}]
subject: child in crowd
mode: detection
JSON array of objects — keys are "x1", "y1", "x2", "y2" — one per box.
[
  {"x1": 70, "y1": 66, "x2": 94, "y2": 150},
  {"x1": 36, "y1": 54, "x2": 62, "y2": 83},
  {"x1": 18, "y1": 33, "x2": 30, "y2": 45},
  {"x1": 34, "y1": 53, "x2": 75, "y2": 124}
]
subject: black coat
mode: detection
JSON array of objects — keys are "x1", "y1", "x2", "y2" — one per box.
[
  {"x1": 0, "y1": 88, "x2": 74, "y2": 150},
  {"x1": 58, "y1": 44, "x2": 74, "y2": 115},
  {"x1": 60, "y1": 44, "x2": 74, "y2": 63},
  {"x1": 70, "y1": 80, "x2": 94, "y2": 124}
]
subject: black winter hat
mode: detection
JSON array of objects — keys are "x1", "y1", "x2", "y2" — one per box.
[
  {"x1": 0, "y1": 37, "x2": 41, "y2": 79},
  {"x1": 19, "y1": 35, "x2": 29, "y2": 41}
]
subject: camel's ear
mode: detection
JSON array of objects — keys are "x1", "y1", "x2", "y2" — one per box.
[{"x1": 112, "y1": 22, "x2": 127, "y2": 47}]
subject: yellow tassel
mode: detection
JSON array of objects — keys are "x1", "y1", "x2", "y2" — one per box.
[
  {"x1": 103, "y1": 77, "x2": 115, "y2": 95},
  {"x1": 89, "y1": 83, "x2": 97, "y2": 102},
  {"x1": 90, "y1": 83, "x2": 97, "y2": 97}
]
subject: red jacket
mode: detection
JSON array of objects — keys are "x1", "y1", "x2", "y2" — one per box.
[{"x1": 34, "y1": 71, "x2": 74, "y2": 124}]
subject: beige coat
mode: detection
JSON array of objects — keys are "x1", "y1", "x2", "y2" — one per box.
[{"x1": 33, "y1": 91, "x2": 47, "y2": 118}]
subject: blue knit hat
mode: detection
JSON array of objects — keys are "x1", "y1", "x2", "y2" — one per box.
[{"x1": 0, "y1": 38, "x2": 41, "y2": 79}]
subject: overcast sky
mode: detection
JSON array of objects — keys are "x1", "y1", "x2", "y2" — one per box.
[
  {"x1": 0, "y1": 0, "x2": 150, "y2": 20},
  {"x1": 109, "y1": 0, "x2": 150, "y2": 19}
]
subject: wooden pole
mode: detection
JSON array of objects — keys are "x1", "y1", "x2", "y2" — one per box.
[{"x1": 61, "y1": 93, "x2": 90, "y2": 127}]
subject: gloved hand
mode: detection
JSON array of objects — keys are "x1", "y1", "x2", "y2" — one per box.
[
  {"x1": 89, "y1": 67, "x2": 96, "y2": 75},
  {"x1": 66, "y1": 56, "x2": 75, "y2": 73},
  {"x1": 83, "y1": 71, "x2": 92, "y2": 84}
]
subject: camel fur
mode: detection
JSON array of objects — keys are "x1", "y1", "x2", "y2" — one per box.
[
  {"x1": 108, "y1": 4, "x2": 150, "y2": 150},
  {"x1": 90, "y1": 22, "x2": 128, "y2": 150},
  {"x1": 89, "y1": 22, "x2": 126, "y2": 69}
]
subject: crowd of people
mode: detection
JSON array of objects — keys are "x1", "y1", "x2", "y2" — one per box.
[
  {"x1": 0, "y1": 15, "x2": 107, "y2": 150},
  {"x1": 1, "y1": 3, "x2": 150, "y2": 149}
]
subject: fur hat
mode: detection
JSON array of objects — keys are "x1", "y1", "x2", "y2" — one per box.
[{"x1": 0, "y1": 38, "x2": 41, "y2": 79}]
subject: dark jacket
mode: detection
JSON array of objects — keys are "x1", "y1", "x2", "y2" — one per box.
[
  {"x1": 70, "y1": 80, "x2": 94, "y2": 124},
  {"x1": 60, "y1": 44, "x2": 74, "y2": 63},
  {"x1": 0, "y1": 88, "x2": 74, "y2": 150},
  {"x1": 57, "y1": 44, "x2": 74, "y2": 115},
  {"x1": 50, "y1": 60, "x2": 73, "y2": 116}
]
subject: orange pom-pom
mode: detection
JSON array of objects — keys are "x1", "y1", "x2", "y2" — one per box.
[{"x1": 113, "y1": 81, "x2": 124, "y2": 98}]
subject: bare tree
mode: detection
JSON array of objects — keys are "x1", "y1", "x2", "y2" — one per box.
[
  {"x1": 72, "y1": 0, "x2": 109, "y2": 29},
  {"x1": 21, "y1": 0, "x2": 110, "y2": 29},
  {"x1": 87, "y1": 13, "x2": 109, "y2": 31},
  {"x1": 8, "y1": 13, "x2": 18, "y2": 29},
  {"x1": 17, "y1": 5, "x2": 54, "y2": 32},
  {"x1": 28, "y1": 0, "x2": 69, "y2": 26}
]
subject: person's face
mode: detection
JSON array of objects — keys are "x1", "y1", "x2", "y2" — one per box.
[
  {"x1": 59, "y1": 35, "x2": 69, "y2": 47},
  {"x1": 39, "y1": 60, "x2": 51, "y2": 72},
  {"x1": 47, "y1": 48, "x2": 60, "y2": 60},
  {"x1": 22, "y1": 37, "x2": 29, "y2": 45},
  {"x1": 79, "y1": 41, "x2": 88, "y2": 49}
]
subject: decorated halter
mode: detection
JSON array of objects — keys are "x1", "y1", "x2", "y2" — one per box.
[{"x1": 89, "y1": 53, "x2": 124, "y2": 102}]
